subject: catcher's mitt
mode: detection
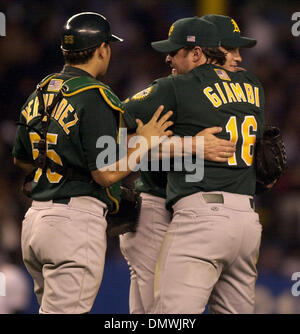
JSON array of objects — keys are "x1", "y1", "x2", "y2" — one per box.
[
  {"x1": 255, "y1": 126, "x2": 287, "y2": 194},
  {"x1": 106, "y1": 186, "x2": 142, "y2": 238}
]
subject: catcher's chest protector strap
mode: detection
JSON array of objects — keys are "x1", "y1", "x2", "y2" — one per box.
[
  {"x1": 18, "y1": 75, "x2": 92, "y2": 185},
  {"x1": 34, "y1": 83, "x2": 65, "y2": 171}
]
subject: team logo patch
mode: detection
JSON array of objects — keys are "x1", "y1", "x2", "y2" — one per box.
[
  {"x1": 47, "y1": 79, "x2": 64, "y2": 92},
  {"x1": 231, "y1": 19, "x2": 240, "y2": 33},
  {"x1": 168, "y1": 24, "x2": 174, "y2": 37},
  {"x1": 132, "y1": 86, "x2": 153, "y2": 100},
  {"x1": 64, "y1": 35, "x2": 74, "y2": 44},
  {"x1": 214, "y1": 69, "x2": 231, "y2": 81}
]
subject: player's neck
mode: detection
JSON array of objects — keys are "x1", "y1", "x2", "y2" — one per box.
[
  {"x1": 193, "y1": 54, "x2": 208, "y2": 70},
  {"x1": 71, "y1": 64, "x2": 98, "y2": 78}
]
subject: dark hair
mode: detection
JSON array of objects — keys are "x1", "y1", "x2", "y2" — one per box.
[
  {"x1": 182, "y1": 45, "x2": 196, "y2": 55},
  {"x1": 182, "y1": 46, "x2": 226, "y2": 66},
  {"x1": 62, "y1": 46, "x2": 98, "y2": 65},
  {"x1": 62, "y1": 41, "x2": 110, "y2": 65},
  {"x1": 202, "y1": 47, "x2": 226, "y2": 66},
  {"x1": 222, "y1": 46, "x2": 236, "y2": 51}
]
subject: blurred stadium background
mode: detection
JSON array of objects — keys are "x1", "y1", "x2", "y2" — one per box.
[{"x1": 0, "y1": 0, "x2": 299, "y2": 314}]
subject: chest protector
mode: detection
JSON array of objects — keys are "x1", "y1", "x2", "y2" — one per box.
[{"x1": 19, "y1": 73, "x2": 124, "y2": 213}]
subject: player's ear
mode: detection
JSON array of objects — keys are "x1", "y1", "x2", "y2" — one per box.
[
  {"x1": 97, "y1": 42, "x2": 107, "y2": 59},
  {"x1": 193, "y1": 46, "x2": 202, "y2": 62}
]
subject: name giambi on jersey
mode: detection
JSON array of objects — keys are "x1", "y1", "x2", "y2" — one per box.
[{"x1": 204, "y1": 69, "x2": 260, "y2": 108}]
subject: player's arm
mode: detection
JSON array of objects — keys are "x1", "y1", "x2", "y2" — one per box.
[
  {"x1": 193, "y1": 127, "x2": 236, "y2": 162},
  {"x1": 124, "y1": 79, "x2": 235, "y2": 163},
  {"x1": 91, "y1": 106, "x2": 173, "y2": 187},
  {"x1": 123, "y1": 78, "x2": 177, "y2": 127},
  {"x1": 154, "y1": 127, "x2": 236, "y2": 162},
  {"x1": 12, "y1": 110, "x2": 36, "y2": 174}
]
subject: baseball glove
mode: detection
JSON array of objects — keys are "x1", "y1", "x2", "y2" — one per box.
[
  {"x1": 106, "y1": 186, "x2": 142, "y2": 238},
  {"x1": 255, "y1": 126, "x2": 287, "y2": 194}
]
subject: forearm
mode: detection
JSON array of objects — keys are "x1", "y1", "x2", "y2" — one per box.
[
  {"x1": 92, "y1": 140, "x2": 148, "y2": 187},
  {"x1": 152, "y1": 136, "x2": 194, "y2": 159},
  {"x1": 154, "y1": 129, "x2": 236, "y2": 163},
  {"x1": 92, "y1": 105, "x2": 173, "y2": 187}
]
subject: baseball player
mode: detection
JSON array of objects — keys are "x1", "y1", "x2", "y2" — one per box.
[
  {"x1": 151, "y1": 15, "x2": 263, "y2": 314},
  {"x1": 121, "y1": 15, "x2": 263, "y2": 314},
  {"x1": 12, "y1": 12, "x2": 172, "y2": 314},
  {"x1": 119, "y1": 15, "x2": 255, "y2": 314}
]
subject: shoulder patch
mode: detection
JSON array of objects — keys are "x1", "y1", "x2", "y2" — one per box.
[
  {"x1": 132, "y1": 86, "x2": 153, "y2": 100},
  {"x1": 38, "y1": 73, "x2": 58, "y2": 89},
  {"x1": 99, "y1": 87, "x2": 124, "y2": 113},
  {"x1": 47, "y1": 78, "x2": 64, "y2": 92},
  {"x1": 214, "y1": 68, "x2": 231, "y2": 81}
]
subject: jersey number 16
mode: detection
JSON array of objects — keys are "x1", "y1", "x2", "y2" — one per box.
[{"x1": 226, "y1": 115, "x2": 257, "y2": 166}]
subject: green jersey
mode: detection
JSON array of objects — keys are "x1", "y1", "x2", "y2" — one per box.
[
  {"x1": 124, "y1": 77, "x2": 177, "y2": 198},
  {"x1": 13, "y1": 66, "x2": 133, "y2": 211},
  {"x1": 124, "y1": 64, "x2": 265, "y2": 208}
]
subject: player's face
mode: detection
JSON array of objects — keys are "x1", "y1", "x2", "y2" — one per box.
[
  {"x1": 165, "y1": 48, "x2": 195, "y2": 75},
  {"x1": 219, "y1": 46, "x2": 242, "y2": 72}
]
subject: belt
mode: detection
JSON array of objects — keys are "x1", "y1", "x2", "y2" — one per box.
[
  {"x1": 53, "y1": 198, "x2": 71, "y2": 205},
  {"x1": 202, "y1": 194, "x2": 254, "y2": 209}
]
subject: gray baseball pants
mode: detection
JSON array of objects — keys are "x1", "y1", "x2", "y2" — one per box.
[
  {"x1": 21, "y1": 196, "x2": 107, "y2": 314},
  {"x1": 153, "y1": 191, "x2": 262, "y2": 314},
  {"x1": 119, "y1": 192, "x2": 171, "y2": 313}
]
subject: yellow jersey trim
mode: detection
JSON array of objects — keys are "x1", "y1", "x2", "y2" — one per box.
[
  {"x1": 105, "y1": 188, "x2": 120, "y2": 214},
  {"x1": 99, "y1": 87, "x2": 124, "y2": 114},
  {"x1": 39, "y1": 74, "x2": 58, "y2": 88},
  {"x1": 62, "y1": 85, "x2": 124, "y2": 114},
  {"x1": 62, "y1": 85, "x2": 105, "y2": 97}
]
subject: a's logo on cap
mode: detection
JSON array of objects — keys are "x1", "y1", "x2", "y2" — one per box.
[
  {"x1": 231, "y1": 19, "x2": 240, "y2": 33},
  {"x1": 64, "y1": 35, "x2": 74, "y2": 44},
  {"x1": 168, "y1": 24, "x2": 174, "y2": 37}
]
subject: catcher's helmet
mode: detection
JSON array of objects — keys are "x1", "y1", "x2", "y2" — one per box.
[{"x1": 61, "y1": 12, "x2": 123, "y2": 52}]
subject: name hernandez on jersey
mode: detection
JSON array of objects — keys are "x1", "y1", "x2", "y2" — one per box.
[{"x1": 21, "y1": 94, "x2": 79, "y2": 135}]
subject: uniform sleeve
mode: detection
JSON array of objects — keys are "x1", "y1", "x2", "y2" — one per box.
[
  {"x1": 79, "y1": 90, "x2": 119, "y2": 171},
  {"x1": 12, "y1": 113, "x2": 34, "y2": 162},
  {"x1": 122, "y1": 108, "x2": 137, "y2": 131},
  {"x1": 124, "y1": 77, "x2": 177, "y2": 125}
]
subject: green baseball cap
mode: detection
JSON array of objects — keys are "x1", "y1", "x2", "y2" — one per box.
[
  {"x1": 203, "y1": 14, "x2": 256, "y2": 48},
  {"x1": 151, "y1": 17, "x2": 220, "y2": 53}
]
